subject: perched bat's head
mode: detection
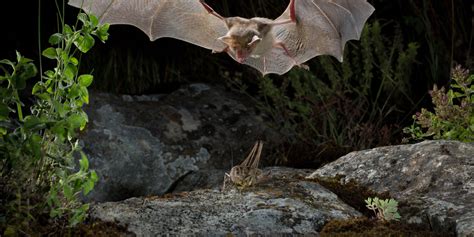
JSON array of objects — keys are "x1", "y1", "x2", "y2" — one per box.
[{"x1": 219, "y1": 17, "x2": 269, "y2": 63}]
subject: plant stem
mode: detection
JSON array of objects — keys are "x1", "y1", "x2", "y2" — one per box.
[
  {"x1": 16, "y1": 102, "x2": 23, "y2": 121},
  {"x1": 14, "y1": 91, "x2": 23, "y2": 121},
  {"x1": 38, "y1": 0, "x2": 43, "y2": 82}
]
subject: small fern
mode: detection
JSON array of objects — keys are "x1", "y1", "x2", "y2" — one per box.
[{"x1": 365, "y1": 197, "x2": 401, "y2": 222}]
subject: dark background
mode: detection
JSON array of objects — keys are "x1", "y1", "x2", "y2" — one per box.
[
  {"x1": 0, "y1": 0, "x2": 472, "y2": 153},
  {"x1": 1, "y1": 0, "x2": 471, "y2": 91}
]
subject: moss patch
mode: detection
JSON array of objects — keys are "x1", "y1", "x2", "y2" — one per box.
[
  {"x1": 307, "y1": 175, "x2": 391, "y2": 217},
  {"x1": 20, "y1": 217, "x2": 134, "y2": 236},
  {"x1": 69, "y1": 219, "x2": 133, "y2": 237},
  {"x1": 320, "y1": 217, "x2": 454, "y2": 237},
  {"x1": 309, "y1": 175, "x2": 455, "y2": 236}
]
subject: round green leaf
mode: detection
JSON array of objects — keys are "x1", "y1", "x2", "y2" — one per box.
[
  {"x1": 96, "y1": 24, "x2": 110, "y2": 42},
  {"x1": 77, "y1": 85, "x2": 90, "y2": 104},
  {"x1": 64, "y1": 63, "x2": 77, "y2": 80},
  {"x1": 91, "y1": 170, "x2": 98, "y2": 182},
  {"x1": 70, "y1": 57, "x2": 79, "y2": 66},
  {"x1": 42, "y1": 47, "x2": 57, "y2": 59},
  {"x1": 77, "y1": 13, "x2": 88, "y2": 24},
  {"x1": 74, "y1": 34, "x2": 95, "y2": 53},
  {"x1": 44, "y1": 70, "x2": 55, "y2": 79},
  {"x1": 89, "y1": 14, "x2": 99, "y2": 27},
  {"x1": 79, "y1": 154, "x2": 89, "y2": 170},
  {"x1": 68, "y1": 84, "x2": 81, "y2": 99},
  {"x1": 49, "y1": 33, "x2": 63, "y2": 45},
  {"x1": 78, "y1": 74, "x2": 93, "y2": 87},
  {"x1": 19, "y1": 62, "x2": 37, "y2": 80},
  {"x1": 68, "y1": 113, "x2": 87, "y2": 130},
  {"x1": 32, "y1": 82, "x2": 44, "y2": 95},
  {"x1": 63, "y1": 24, "x2": 73, "y2": 35}
]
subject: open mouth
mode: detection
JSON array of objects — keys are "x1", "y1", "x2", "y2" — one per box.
[{"x1": 236, "y1": 51, "x2": 246, "y2": 63}]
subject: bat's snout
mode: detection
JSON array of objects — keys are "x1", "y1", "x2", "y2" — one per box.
[{"x1": 236, "y1": 50, "x2": 247, "y2": 63}]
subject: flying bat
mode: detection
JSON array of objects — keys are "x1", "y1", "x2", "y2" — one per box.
[{"x1": 68, "y1": 0, "x2": 375, "y2": 75}]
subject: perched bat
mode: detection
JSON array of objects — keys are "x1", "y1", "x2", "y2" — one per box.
[{"x1": 68, "y1": 0, "x2": 375, "y2": 75}]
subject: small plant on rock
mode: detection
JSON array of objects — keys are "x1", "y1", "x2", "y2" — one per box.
[{"x1": 365, "y1": 197, "x2": 401, "y2": 222}]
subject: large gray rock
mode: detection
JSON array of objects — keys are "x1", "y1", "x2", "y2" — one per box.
[
  {"x1": 89, "y1": 168, "x2": 362, "y2": 236},
  {"x1": 308, "y1": 140, "x2": 474, "y2": 237},
  {"x1": 81, "y1": 84, "x2": 283, "y2": 202}
]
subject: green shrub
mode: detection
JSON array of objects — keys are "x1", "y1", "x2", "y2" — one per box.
[
  {"x1": 404, "y1": 65, "x2": 474, "y2": 142},
  {"x1": 0, "y1": 12, "x2": 108, "y2": 234}
]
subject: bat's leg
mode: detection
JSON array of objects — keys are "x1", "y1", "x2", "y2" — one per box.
[
  {"x1": 274, "y1": 41, "x2": 309, "y2": 70},
  {"x1": 274, "y1": 41, "x2": 297, "y2": 63},
  {"x1": 199, "y1": 0, "x2": 225, "y2": 20}
]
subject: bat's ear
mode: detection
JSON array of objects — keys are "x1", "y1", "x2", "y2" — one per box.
[
  {"x1": 218, "y1": 36, "x2": 233, "y2": 45},
  {"x1": 257, "y1": 23, "x2": 271, "y2": 33},
  {"x1": 248, "y1": 35, "x2": 262, "y2": 46}
]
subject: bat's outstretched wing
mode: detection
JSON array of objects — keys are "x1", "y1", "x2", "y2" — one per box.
[
  {"x1": 244, "y1": 0, "x2": 375, "y2": 75},
  {"x1": 68, "y1": 0, "x2": 228, "y2": 52}
]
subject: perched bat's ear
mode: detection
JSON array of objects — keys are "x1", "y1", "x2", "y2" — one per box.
[{"x1": 248, "y1": 35, "x2": 262, "y2": 46}]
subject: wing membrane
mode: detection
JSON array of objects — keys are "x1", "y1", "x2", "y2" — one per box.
[
  {"x1": 243, "y1": 0, "x2": 375, "y2": 75},
  {"x1": 68, "y1": 0, "x2": 228, "y2": 51}
]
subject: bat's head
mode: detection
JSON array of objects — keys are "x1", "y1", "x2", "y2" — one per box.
[
  {"x1": 218, "y1": 33, "x2": 261, "y2": 63},
  {"x1": 219, "y1": 17, "x2": 270, "y2": 63}
]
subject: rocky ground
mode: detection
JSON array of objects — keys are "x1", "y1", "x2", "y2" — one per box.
[{"x1": 80, "y1": 84, "x2": 473, "y2": 236}]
